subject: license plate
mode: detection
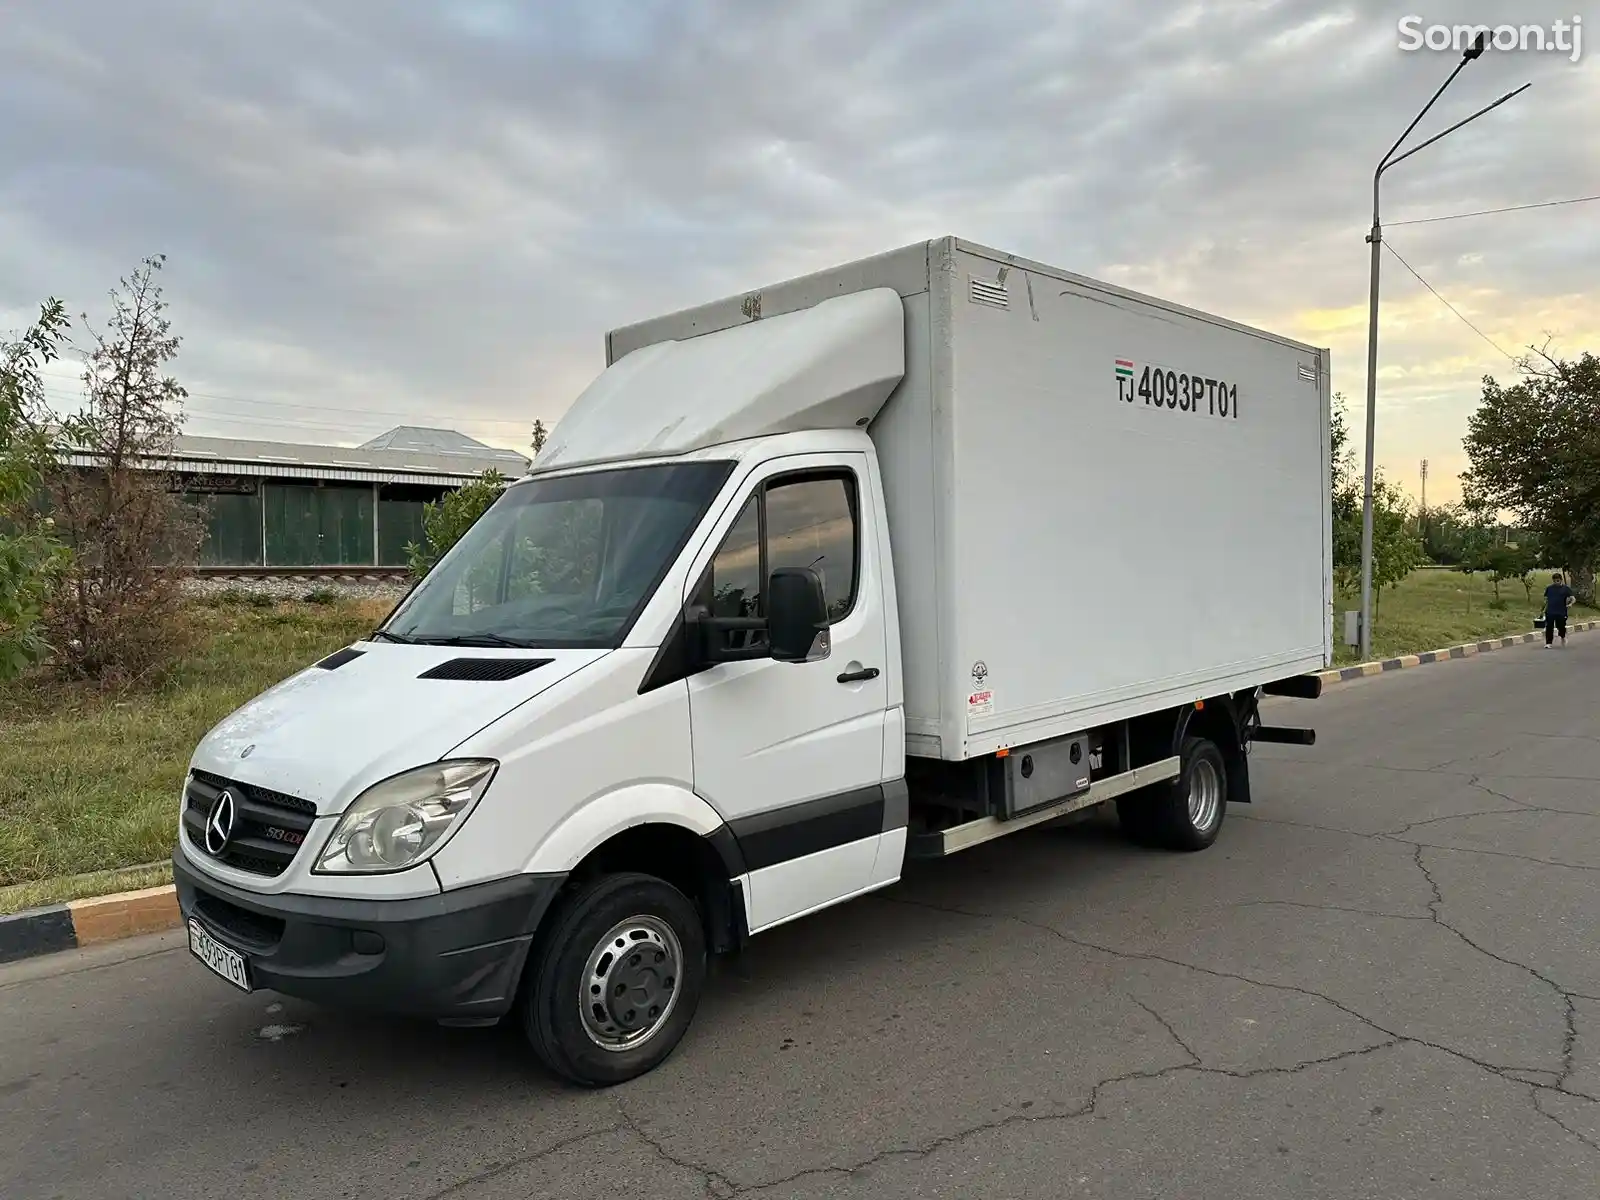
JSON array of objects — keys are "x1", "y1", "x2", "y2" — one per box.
[{"x1": 188, "y1": 919, "x2": 251, "y2": 992}]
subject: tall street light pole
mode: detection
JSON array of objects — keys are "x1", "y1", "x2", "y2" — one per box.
[{"x1": 1358, "y1": 34, "x2": 1528, "y2": 660}]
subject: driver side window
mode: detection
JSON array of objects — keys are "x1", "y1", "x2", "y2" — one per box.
[{"x1": 702, "y1": 470, "x2": 859, "y2": 654}]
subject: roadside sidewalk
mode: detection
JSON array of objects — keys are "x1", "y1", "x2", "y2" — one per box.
[{"x1": 1316, "y1": 619, "x2": 1597, "y2": 684}]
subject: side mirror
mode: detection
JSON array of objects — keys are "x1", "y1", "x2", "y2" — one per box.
[{"x1": 767, "y1": 567, "x2": 830, "y2": 663}]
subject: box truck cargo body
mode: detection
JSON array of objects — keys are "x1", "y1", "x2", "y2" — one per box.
[
  {"x1": 604, "y1": 239, "x2": 1333, "y2": 763},
  {"x1": 173, "y1": 237, "x2": 1330, "y2": 1086}
]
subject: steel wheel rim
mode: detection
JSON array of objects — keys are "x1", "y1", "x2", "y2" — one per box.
[
  {"x1": 1187, "y1": 756, "x2": 1222, "y2": 832},
  {"x1": 579, "y1": 915, "x2": 683, "y2": 1052}
]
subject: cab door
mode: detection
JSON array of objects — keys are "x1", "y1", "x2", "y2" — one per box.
[{"x1": 684, "y1": 453, "x2": 893, "y2": 932}]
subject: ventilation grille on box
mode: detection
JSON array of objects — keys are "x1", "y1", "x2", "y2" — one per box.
[
  {"x1": 315, "y1": 646, "x2": 365, "y2": 671},
  {"x1": 968, "y1": 277, "x2": 1009, "y2": 309},
  {"x1": 418, "y1": 657, "x2": 552, "y2": 681},
  {"x1": 1298, "y1": 363, "x2": 1318, "y2": 382}
]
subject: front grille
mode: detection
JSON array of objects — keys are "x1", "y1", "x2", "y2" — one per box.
[
  {"x1": 183, "y1": 770, "x2": 318, "y2": 878},
  {"x1": 193, "y1": 891, "x2": 285, "y2": 950}
]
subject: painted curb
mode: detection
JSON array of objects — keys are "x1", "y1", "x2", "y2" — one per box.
[
  {"x1": 1315, "y1": 618, "x2": 1598, "y2": 687},
  {"x1": 4, "y1": 618, "x2": 1596, "y2": 967},
  {"x1": 0, "y1": 884, "x2": 180, "y2": 965}
]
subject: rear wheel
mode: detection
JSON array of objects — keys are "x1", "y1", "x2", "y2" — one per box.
[
  {"x1": 520, "y1": 872, "x2": 707, "y2": 1087},
  {"x1": 1117, "y1": 734, "x2": 1227, "y2": 851}
]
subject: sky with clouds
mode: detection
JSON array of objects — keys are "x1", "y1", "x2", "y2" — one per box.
[{"x1": 2, "y1": 0, "x2": 1595, "y2": 505}]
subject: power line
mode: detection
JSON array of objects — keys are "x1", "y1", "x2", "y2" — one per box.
[
  {"x1": 36, "y1": 373, "x2": 534, "y2": 429},
  {"x1": 1381, "y1": 240, "x2": 1517, "y2": 362},
  {"x1": 1387, "y1": 193, "x2": 1600, "y2": 227},
  {"x1": 33, "y1": 390, "x2": 463, "y2": 438},
  {"x1": 33, "y1": 392, "x2": 529, "y2": 447},
  {"x1": 35, "y1": 385, "x2": 534, "y2": 437},
  {"x1": 189, "y1": 389, "x2": 530, "y2": 427}
]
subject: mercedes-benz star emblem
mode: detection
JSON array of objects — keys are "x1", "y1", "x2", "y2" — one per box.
[{"x1": 205, "y1": 789, "x2": 237, "y2": 856}]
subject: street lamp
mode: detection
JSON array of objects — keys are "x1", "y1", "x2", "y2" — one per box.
[{"x1": 1358, "y1": 34, "x2": 1529, "y2": 660}]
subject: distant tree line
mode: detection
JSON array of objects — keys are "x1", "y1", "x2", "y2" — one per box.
[
  {"x1": 1329, "y1": 393, "x2": 1424, "y2": 613},
  {"x1": 1329, "y1": 336, "x2": 1597, "y2": 616},
  {"x1": 1462, "y1": 346, "x2": 1599, "y2": 604}
]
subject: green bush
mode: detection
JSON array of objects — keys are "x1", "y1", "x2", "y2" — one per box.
[
  {"x1": 0, "y1": 300, "x2": 73, "y2": 681},
  {"x1": 405, "y1": 470, "x2": 506, "y2": 579}
]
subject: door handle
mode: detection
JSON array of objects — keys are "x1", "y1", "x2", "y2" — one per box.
[{"x1": 836, "y1": 667, "x2": 880, "y2": 684}]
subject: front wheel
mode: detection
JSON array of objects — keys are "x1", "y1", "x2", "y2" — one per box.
[
  {"x1": 520, "y1": 872, "x2": 707, "y2": 1087},
  {"x1": 1116, "y1": 734, "x2": 1228, "y2": 851}
]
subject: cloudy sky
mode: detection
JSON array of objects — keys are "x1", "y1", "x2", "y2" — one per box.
[{"x1": 2, "y1": 0, "x2": 1595, "y2": 504}]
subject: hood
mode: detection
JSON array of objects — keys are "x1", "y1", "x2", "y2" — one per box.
[{"x1": 190, "y1": 643, "x2": 609, "y2": 814}]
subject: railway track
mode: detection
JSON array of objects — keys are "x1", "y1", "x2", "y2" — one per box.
[{"x1": 192, "y1": 565, "x2": 413, "y2": 582}]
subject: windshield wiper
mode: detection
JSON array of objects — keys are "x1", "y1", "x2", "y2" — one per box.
[
  {"x1": 368, "y1": 629, "x2": 414, "y2": 644},
  {"x1": 414, "y1": 633, "x2": 538, "y2": 649}
]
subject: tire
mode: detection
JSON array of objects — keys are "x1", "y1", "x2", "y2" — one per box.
[
  {"x1": 1116, "y1": 734, "x2": 1228, "y2": 852},
  {"x1": 520, "y1": 872, "x2": 707, "y2": 1087}
]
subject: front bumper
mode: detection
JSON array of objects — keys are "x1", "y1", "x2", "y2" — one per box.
[{"x1": 172, "y1": 852, "x2": 565, "y2": 1022}]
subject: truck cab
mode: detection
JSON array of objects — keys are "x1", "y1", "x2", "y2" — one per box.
[{"x1": 176, "y1": 291, "x2": 919, "y2": 1087}]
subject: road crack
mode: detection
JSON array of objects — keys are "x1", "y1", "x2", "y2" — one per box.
[
  {"x1": 1461, "y1": 774, "x2": 1600, "y2": 821},
  {"x1": 876, "y1": 893, "x2": 1570, "y2": 1095},
  {"x1": 1230, "y1": 899, "x2": 1430, "y2": 921},
  {"x1": 1410, "y1": 844, "x2": 1582, "y2": 1092},
  {"x1": 738, "y1": 1041, "x2": 1406, "y2": 1195},
  {"x1": 424, "y1": 1125, "x2": 623, "y2": 1199},
  {"x1": 615, "y1": 1102, "x2": 739, "y2": 1198},
  {"x1": 1235, "y1": 813, "x2": 1600, "y2": 873},
  {"x1": 1532, "y1": 1089, "x2": 1600, "y2": 1157},
  {"x1": 1126, "y1": 995, "x2": 1202, "y2": 1065}
]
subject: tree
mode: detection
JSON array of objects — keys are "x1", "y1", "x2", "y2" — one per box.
[
  {"x1": 1484, "y1": 543, "x2": 1534, "y2": 605},
  {"x1": 1462, "y1": 347, "x2": 1600, "y2": 603},
  {"x1": 530, "y1": 419, "x2": 548, "y2": 458},
  {"x1": 1330, "y1": 393, "x2": 1423, "y2": 601},
  {"x1": 405, "y1": 469, "x2": 506, "y2": 579},
  {"x1": 44, "y1": 256, "x2": 203, "y2": 679},
  {"x1": 1420, "y1": 503, "x2": 1466, "y2": 565},
  {"x1": 0, "y1": 300, "x2": 73, "y2": 679},
  {"x1": 1329, "y1": 397, "x2": 1361, "y2": 585}
]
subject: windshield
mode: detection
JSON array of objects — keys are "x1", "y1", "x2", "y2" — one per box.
[{"x1": 382, "y1": 461, "x2": 733, "y2": 649}]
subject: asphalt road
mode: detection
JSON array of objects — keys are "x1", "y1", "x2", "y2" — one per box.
[{"x1": 4, "y1": 636, "x2": 1598, "y2": 1199}]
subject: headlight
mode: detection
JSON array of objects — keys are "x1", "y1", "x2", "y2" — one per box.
[{"x1": 314, "y1": 760, "x2": 498, "y2": 874}]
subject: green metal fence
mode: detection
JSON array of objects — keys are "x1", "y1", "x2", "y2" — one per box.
[
  {"x1": 377, "y1": 498, "x2": 426, "y2": 566},
  {"x1": 264, "y1": 484, "x2": 374, "y2": 566},
  {"x1": 197, "y1": 492, "x2": 263, "y2": 566},
  {"x1": 178, "y1": 479, "x2": 451, "y2": 567}
]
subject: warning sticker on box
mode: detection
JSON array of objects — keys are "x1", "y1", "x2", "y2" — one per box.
[{"x1": 967, "y1": 689, "x2": 994, "y2": 718}]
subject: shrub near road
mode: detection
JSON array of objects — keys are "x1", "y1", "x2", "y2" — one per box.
[{"x1": 0, "y1": 597, "x2": 387, "y2": 908}]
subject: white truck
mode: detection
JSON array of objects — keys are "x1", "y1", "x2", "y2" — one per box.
[{"x1": 174, "y1": 237, "x2": 1332, "y2": 1086}]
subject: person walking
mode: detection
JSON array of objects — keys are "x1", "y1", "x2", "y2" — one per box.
[{"x1": 1543, "y1": 572, "x2": 1574, "y2": 648}]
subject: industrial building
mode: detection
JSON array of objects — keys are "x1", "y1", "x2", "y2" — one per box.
[{"x1": 64, "y1": 426, "x2": 530, "y2": 569}]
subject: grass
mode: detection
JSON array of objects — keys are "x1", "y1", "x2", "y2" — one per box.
[
  {"x1": 0, "y1": 571, "x2": 1590, "y2": 913},
  {"x1": 0, "y1": 862, "x2": 175, "y2": 914},
  {"x1": 1331, "y1": 567, "x2": 1587, "y2": 665},
  {"x1": 0, "y1": 596, "x2": 390, "y2": 911}
]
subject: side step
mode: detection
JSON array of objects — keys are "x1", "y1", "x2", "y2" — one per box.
[
  {"x1": 1261, "y1": 675, "x2": 1323, "y2": 700},
  {"x1": 1253, "y1": 725, "x2": 1317, "y2": 746},
  {"x1": 906, "y1": 757, "x2": 1181, "y2": 859}
]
